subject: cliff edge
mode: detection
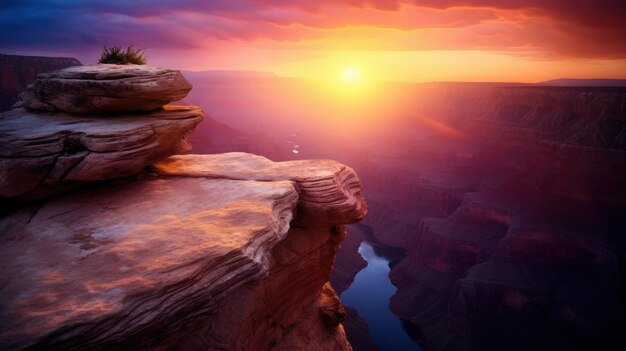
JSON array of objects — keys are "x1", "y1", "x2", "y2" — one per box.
[{"x1": 0, "y1": 64, "x2": 367, "y2": 350}]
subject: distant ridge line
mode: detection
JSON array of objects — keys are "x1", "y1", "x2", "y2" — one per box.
[{"x1": 538, "y1": 78, "x2": 626, "y2": 87}]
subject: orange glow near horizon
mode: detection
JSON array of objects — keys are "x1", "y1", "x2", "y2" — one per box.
[
  {"x1": 140, "y1": 0, "x2": 626, "y2": 84},
  {"x1": 157, "y1": 46, "x2": 626, "y2": 84},
  {"x1": 6, "y1": 1, "x2": 625, "y2": 83},
  {"x1": 269, "y1": 50, "x2": 626, "y2": 83}
]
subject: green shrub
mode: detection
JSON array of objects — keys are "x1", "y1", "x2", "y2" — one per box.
[{"x1": 98, "y1": 46, "x2": 147, "y2": 65}]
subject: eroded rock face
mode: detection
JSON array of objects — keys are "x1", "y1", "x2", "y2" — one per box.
[
  {"x1": 152, "y1": 153, "x2": 368, "y2": 225},
  {"x1": 0, "y1": 153, "x2": 366, "y2": 350},
  {"x1": 331, "y1": 226, "x2": 368, "y2": 294},
  {"x1": 0, "y1": 106, "x2": 204, "y2": 199},
  {"x1": 15, "y1": 64, "x2": 192, "y2": 114}
]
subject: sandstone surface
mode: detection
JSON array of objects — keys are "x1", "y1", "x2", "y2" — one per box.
[
  {"x1": 16, "y1": 64, "x2": 192, "y2": 114},
  {"x1": 0, "y1": 152, "x2": 366, "y2": 350},
  {"x1": 0, "y1": 106, "x2": 203, "y2": 199},
  {"x1": 152, "y1": 153, "x2": 368, "y2": 225}
]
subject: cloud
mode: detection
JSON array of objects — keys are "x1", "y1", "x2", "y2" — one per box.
[{"x1": 1, "y1": 0, "x2": 625, "y2": 59}]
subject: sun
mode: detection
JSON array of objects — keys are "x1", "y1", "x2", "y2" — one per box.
[
  {"x1": 324, "y1": 64, "x2": 371, "y2": 96},
  {"x1": 341, "y1": 66, "x2": 361, "y2": 84}
]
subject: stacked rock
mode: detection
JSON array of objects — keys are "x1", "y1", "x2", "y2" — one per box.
[{"x1": 0, "y1": 64, "x2": 204, "y2": 199}]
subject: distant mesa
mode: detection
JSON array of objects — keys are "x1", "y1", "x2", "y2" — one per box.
[
  {"x1": 15, "y1": 64, "x2": 192, "y2": 114},
  {"x1": 537, "y1": 78, "x2": 626, "y2": 87}
]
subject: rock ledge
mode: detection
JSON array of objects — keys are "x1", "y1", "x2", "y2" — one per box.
[
  {"x1": 0, "y1": 153, "x2": 366, "y2": 350},
  {"x1": 15, "y1": 64, "x2": 192, "y2": 114}
]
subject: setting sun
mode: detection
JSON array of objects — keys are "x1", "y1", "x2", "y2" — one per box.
[
  {"x1": 341, "y1": 67, "x2": 361, "y2": 83},
  {"x1": 324, "y1": 64, "x2": 374, "y2": 97}
]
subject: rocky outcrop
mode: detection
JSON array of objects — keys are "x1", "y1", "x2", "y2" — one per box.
[
  {"x1": 1, "y1": 62, "x2": 366, "y2": 350},
  {"x1": 16, "y1": 64, "x2": 192, "y2": 114},
  {"x1": 0, "y1": 105, "x2": 203, "y2": 199},
  {"x1": 0, "y1": 152, "x2": 366, "y2": 350},
  {"x1": 1, "y1": 63, "x2": 201, "y2": 200},
  {"x1": 152, "y1": 153, "x2": 366, "y2": 225},
  {"x1": 0, "y1": 54, "x2": 81, "y2": 111}
]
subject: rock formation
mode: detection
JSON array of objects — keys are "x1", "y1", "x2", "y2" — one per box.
[
  {"x1": 0, "y1": 152, "x2": 366, "y2": 350},
  {"x1": 0, "y1": 64, "x2": 366, "y2": 350},
  {"x1": 0, "y1": 105, "x2": 203, "y2": 199},
  {"x1": 0, "y1": 54, "x2": 81, "y2": 111},
  {"x1": 16, "y1": 64, "x2": 192, "y2": 114},
  {"x1": 152, "y1": 153, "x2": 366, "y2": 225}
]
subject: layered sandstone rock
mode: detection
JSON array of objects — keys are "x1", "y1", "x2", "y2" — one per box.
[
  {"x1": 0, "y1": 152, "x2": 366, "y2": 350},
  {"x1": 15, "y1": 64, "x2": 192, "y2": 114},
  {"x1": 151, "y1": 153, "x2": 367, "y2": 225},
  {"x1": 0, "y1": 105, "x2": 203, "y2": 199}
]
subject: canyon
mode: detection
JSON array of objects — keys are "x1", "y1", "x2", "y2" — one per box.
[
  {"x1": 179, "y1": 73, "x2": 626, "y2": 350},
  {"x1": 1, "y1": 54, "x2": 625, "y2": 351}
]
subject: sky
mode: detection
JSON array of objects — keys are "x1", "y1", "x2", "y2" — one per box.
[{"x1": 1, "y1": 0, "x2": 625, "y2": 82}]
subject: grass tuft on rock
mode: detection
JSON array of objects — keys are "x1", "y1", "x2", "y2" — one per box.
[{"x1": 99, "y1": 46, "x2": 147, "y2": 65}]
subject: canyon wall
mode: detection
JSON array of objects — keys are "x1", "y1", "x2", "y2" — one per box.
[
  {"x1": 0, "y1": 53, "x2": 81, "y2": 111},
  {"x1": 388, "y1": 86, "x2": 626, "y2": 351}
]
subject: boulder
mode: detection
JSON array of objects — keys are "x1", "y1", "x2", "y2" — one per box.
[
  {"x1": 0, "y1": 105, "x2": 203, "y2": 199},
  {"x1": 15, "y1": 64, "x2": 192, "y2": 114}
]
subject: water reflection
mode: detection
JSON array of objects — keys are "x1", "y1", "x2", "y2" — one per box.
[{"x1": 340, "y1": 242, "x2": 421, "y2": 351}]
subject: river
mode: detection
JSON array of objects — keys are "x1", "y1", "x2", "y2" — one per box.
[{"x1": 340, "y1": 241, "x2": 422, "y2": 351}]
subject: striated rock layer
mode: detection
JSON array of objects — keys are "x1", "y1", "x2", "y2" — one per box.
[
  {"x1": 0, "y1": 106, "x2": 203, "y2": 199},
  {"x1": 16, "y1": 64, "x2": 192, "y2": 114},
  {"x1": 0, "y1": 152, "x2": 366, "y2": 350},
  {"x1": 152, "y1": 153, "x2": 368, "y2": 225}
]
